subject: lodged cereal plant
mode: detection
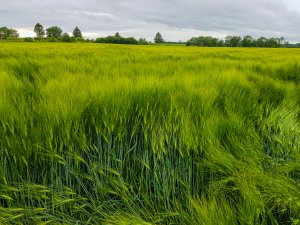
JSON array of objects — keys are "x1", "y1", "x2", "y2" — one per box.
[{"x1": 0, "y1": 43, "x2": 299, "y2": 224}]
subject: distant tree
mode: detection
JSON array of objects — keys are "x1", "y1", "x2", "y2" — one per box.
[
  {"x1": 0, "y1": 27, "x2": 19, "y2": 39},
  {"x1": 154, "y1": 32, "x2": 164, "y2": 44},
  {"x1": 0, "y1": 27, "x2": 8, "y2": 39},
  {"x1": 8, "y1": 29, "x2": 19, "y2": 39},
  {"x1": 95, "y1": 34, "x2": 138, "y2": 45},
  {"x1": 0, "y1": 27, "x2": 10, "y2": 39},
  {"x1": 217, "y1": 39, "x2": 225, "y2": 47},
  {"x1": 241, "y1": 35, "x2": 254, "y2": 47},
  {"x1": 72, "y1": 26, "x2": 82, "y2": 38},
  {"x1": 225, "y1": 36, "x2": 242, "y2": 47},
  {"x1": 255, "y1": 37, "x2": 267, "y2": 47},
  {"x1": 115, "y1": 32, "x2": 121, "y2": 37},
  {"x1": 125, "y1": 37, "x2": 138, "y2": 44},
  {"x1": 62, "y1": 32, "x2": 72, "y2": 42},
  {"x1": 34, "y1": 23, "x2": 45, "y2": 38},
  {"x1": 187, "y1": 36, "x2": 219, "y2": 47},
  {"x1": 46, "y1": 26, "x2": 63, "y2": 38},
  {"x1": 138, "y1": 38, "x2": 148, "y2": 45},
  {"x1": 265, "y1": 38, "x2": 280, "y2": 48}
]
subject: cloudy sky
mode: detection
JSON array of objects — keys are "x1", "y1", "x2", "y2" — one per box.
[{"x1": 1, "y1": 0, "x2": 300, "y2": 42}]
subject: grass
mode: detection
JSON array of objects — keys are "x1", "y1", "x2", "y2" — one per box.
[{"x1": 0, "y1": 42, "x2": 299, "y2": 224}]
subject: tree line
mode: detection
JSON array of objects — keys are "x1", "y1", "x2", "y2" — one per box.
[
  {"x1": 0, "y1": 24, "x2": 84, "y2": 42},
  {"x1": 0, "y1": 23, "x2": 159, "y2": 44},
  {"x1": 31, "y1": 23, "x2": 84, "y2": 42},
  {"x1": 0, "y1": 23, "x2": 298, "y2": 47},
  {"x1": 95, "y1": 32, "x2": 149, "y2": 45},
  {"x1": 187, "y1": 35, "x2": 289, "y2": 48}
]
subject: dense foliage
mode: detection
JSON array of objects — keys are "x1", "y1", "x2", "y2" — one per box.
[
  {"x1": 2, "y1": 23, "x2": 299, "y2": 47},
  {"x1": 72, "y1": 26, "x2": 82, "y2": 38},
  {"x1": 95, "y1": 33, "x2": 139, "y2": 44},
  {"x1": 0, "y1": 43, "x2": 299, "y2": 224},
  {"x1": 187, "y1": 35, "x2": 288, "y2": 47},
  {"x1": 186, "y1": 36, "x2": 222, "y2": 47},
  {"x1": 0, "y1": 27, "x2": 19, "y2": 39},
  {"x1": 154, "y1": 32, "x2": 164, "y2": 43},
  {"x1": 34, "y1": 23, "x2": 45, "y2": 38},
  {"x1": 46, "y1": 26, "x2": 63, "y2": 38}
]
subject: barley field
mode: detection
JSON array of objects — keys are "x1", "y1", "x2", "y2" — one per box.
[{"x1": 0, "y1": 42, "x2": 299, "y2": 224}]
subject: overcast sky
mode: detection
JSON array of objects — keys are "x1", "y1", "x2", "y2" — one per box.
[{"x1": 1, "y1": 0, "x2": 300, "y2": 42}]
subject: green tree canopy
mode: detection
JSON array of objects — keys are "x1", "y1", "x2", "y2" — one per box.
[
  {"x1": 95, "y1": 34, "x2": 138, "y2": 45},
  {"x1": 62, "y1": 32, "x2": 72, "y2": 42},
  {"x1": 46, "y1": 26, "x2": 63, "y2": 38},
  {"x1": 225, "y1": 36, "x2": 242, "y2": 47},
  {"x1": 0, "y1": 27, "x2": 19, "y2": 39},
  {"x1": 138, "y1": 38, "x2": 148, "y2": 45},
  {"x1": 240, "y1": 35, "x2": 254, "y2": 47},
  {"x1": 154, "y1": 32, "x2": 164, "y2": 44},
  {"x1": 72, "y1": 26, "x2": 82, "y2": 38},
  {"x1": 187, "y1": 36, "x2": 219, "y2": 47},
  {"x1": 34, "y1": 23, "x2": 45, "y2": 38},
  {"x1": 186, "y1": 35, "x2": 286, "y2": 48},
  {"x1": 255, "y1": 37, "x2": 268, "y2": 47}
]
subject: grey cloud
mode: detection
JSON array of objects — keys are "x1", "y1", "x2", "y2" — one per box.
[{"x1": 1, "y1": 0, "x2": 300, "y2": 41}]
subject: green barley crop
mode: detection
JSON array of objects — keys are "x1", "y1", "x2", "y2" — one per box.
[{"x1": 0, "y1": 42, "x2": 299, "y2": 224}]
